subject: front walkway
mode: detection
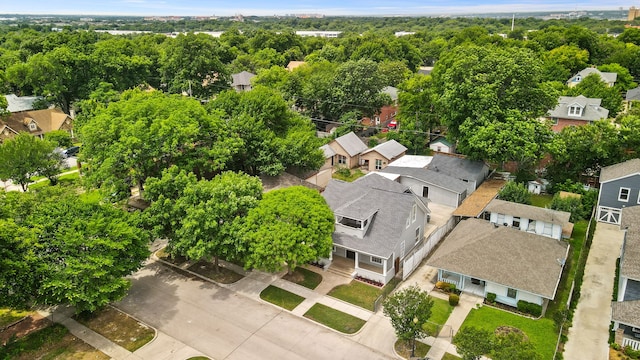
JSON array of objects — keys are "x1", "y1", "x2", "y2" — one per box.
[{"x1": 564, "y1": 222, "x2": 624, "y2": 360}]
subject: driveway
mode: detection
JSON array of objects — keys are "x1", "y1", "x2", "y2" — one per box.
[
  {"x1": 115, "y1": 262, "x2": 392, "y2": 360},
  {"x1": 563, "y1": 222, "x2": 624, "y2": 360}
]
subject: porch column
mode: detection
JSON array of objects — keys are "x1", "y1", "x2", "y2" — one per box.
[
  {"x1": 615, "y1": 326, "x2": 624, "y2": 345},
  {"x1": 354, "y1": 252, "x2": 359, "y2": 269},
  {"x1": 460, "y1": 276, "x2": 464, "y2": 289},
  {"x1": 383, "y1": 256, "x2": 388, "y2": 274}
]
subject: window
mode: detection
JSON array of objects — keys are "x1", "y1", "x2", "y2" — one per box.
[
  {"x1": 415, "y1": 227, "x2": 421, "y2": 243},
  {"x1": 513, "y1": 217, "x2": 520, "y2": 228},
  {"x1": 568, "y1": 105, "x2": 583, "y2": 117},
  {"x1": 551, "y1": 117, "x2": 558, "y2": 125},
  {"x1": 619, "y1": 187, "x2": 631, "y2": 202},
  {"x1": 543, "y1": 222, "x2": 553, "y2": 236},
  {"x1": 484, "y1": 211, "x2": 491, "y2": 221},
  {"x1": 371, "y1": 256, "x2": 382, "y2": 264},
  {"x1": 375, "y1": 159, "x2": 383, "y2": 170},
  {"x1": 332, "y1": 245, "x2": 337, "y2": 252},
  {"x1": 28, "y1": 122, "x2": 37, "y2": 131},
  {"x1": 507, "y1": 288, "x2": 517, "y2": 299},
  {"x1": 412, "y1": 204, "x2": 417, "y2": 222},
  {"x1": 338, "y1": 155, "x2": 347, "y2": 165}
]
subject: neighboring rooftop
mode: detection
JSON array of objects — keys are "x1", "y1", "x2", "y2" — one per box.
[
  {"x1": 260, "y1": 172, "x2": 323, "y2": 192},
  {"x1": 333, "y1": 131, "x2": 368, "y2": 157},
  {"x1": 381, "y1": 166, "x2": 468, "y2": 194},
  {"x1": 600, "y1": 158, "x2": 640, "y2": 183},
  {"x1": 2, "y1": 108, "x2": 71, "y2": 136},
  {"x1": 231, "y1": 71, "x2": 255, "y2": 87},
  {"x1": 382, "y1": 86, "x2": 399, "y2": 102},
  {"x1": 427, "y1": 153, "x2": 488, "y2": 181},
  {"x1": 621, "y1": 206, "x2": 640, "y2": 282},
  {"x1": 568, "y1": 67, "x2": 618, "y2": 85},
  {"x1": 362, "y1": 139, "x2": 407, "y2": 160},
  {"x1": 4, "y1": 94, "x2": 43, "y2": 112},
  {"x1": 627, "y1": 86, "x2": 640, "y2": 102},
  {"x1": 452, "y1": 178, "x2": 506, "y2": 217},
  {"x1": 485, "y1": 199, "x2": 571, "y2": 226},
  {"x1": 612, "y1": 300, "x2": 640, "y2": 327},
  {"x1": 427, "y1": 218, "x2": 568, "y2": 299},
  {"x1": 320, "y1": 144, "x2": 336, "y2": 159},
  {"x1": 548, "y1": 95, "x2": 609, "y2": 121},
  {"x1": 388, "y1": 155, "x2": 433, "y2": 168}
]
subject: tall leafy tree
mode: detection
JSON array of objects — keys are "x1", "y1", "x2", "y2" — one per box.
[
  {"x1": 396, "y1": 74, "x2": 438, "y2": 154},
  {"x1": 453, "y1": 326, "x2": 493, "y2": 360},
  {"x1": 566, "y1": 73, "x2": 623, "y2": 117},
  {"x1": 242, "y1": 186, "x2": 334, "y2": 274},
  {"x1": 383, "y1": 285, "x2": 434, "y2": 356},
  {"x1": 0, "y1": 133, "x2": 63, "y2": 191}
]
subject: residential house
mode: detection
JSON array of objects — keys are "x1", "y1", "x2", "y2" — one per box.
[
  {"x1": 0, "y1": 108, "x2": 74, "y2": 143},
  {"x1": 360, "y1": 140, "x2": 407, "y2": 171},
  {"x1": 4, "y1": 94, "x2": 43, "y2": 112},
  {"x1": 612, "y1": 206, "x2": 640, "y2": 351},
  {"x1": 427, "y1": 153, "x2": 490, "y2": 195},
  {"x1": 427, "y1": 218, "x2": 569, "y2": 313},
  {"x1": 597, "y1": 158, "x2": 640, "y2": 224},
  {"x1": 322, "y1": 173, "x2": 430, "y2": 285},
  {"x1": 361, "y1": 86, "x2": 398, "y2": 128},
  {"x1": 327, "y1": 131, "x2": 368, "y2": 169},
  {"x1": 320, "y1": 144, "x2": 336, "y2": 170},
  {"x1": 381, "y1": 165, "x2": 468, "y2": 208},
  {"x1": 230, "y1": 71, "x2": 255, "y2": 92},
  {"x1": 429, "y1": 137, "x2": 455, "y2": 154},
  {"x1": 626, "y1": 86, "x2": 640, "y2": 112},
  {"x1": 482, "y1": 199, "x2": 572, "y2": 240},
  {"x1": 567, "y1": 67, "x2": 617, "y2": 88},
  {"x1": 546, "y1": 95, "x2": 609, "y2": 132}
]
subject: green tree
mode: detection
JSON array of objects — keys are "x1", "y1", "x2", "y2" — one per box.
[
  {"x1": 453, "y1": 326, "x2": 493, "y2": 360},
  {"x1": 396, "y1": 74, "x2": 438, "y2": 154},
  {"x1": 242, "y1": 186, "x2": 334, "y2": 274},
  {"x1": 566, "y1": 73, "x2": 623, "y2": 116},
  {"x1": 383, "y1": 285, "x2": 434, "y2": 357},
  {"x1": 44, "y1": 130, "x2": 73, "y2": 148},
  {"x1": 0, "y1": 133, "x2": 62, "y2": 191},
  {"x1": 599, "y1": 63, "x2": 637, "y2": 91},
  {"x1": 497, "y1": 181, "x2": 532, "y2": 205},
  {"x1": 549, "y1": 194, "x2": 584, "y2": 222},
  {"x1": 492, "y1": 332, "x2": 540, "y2": 360}
]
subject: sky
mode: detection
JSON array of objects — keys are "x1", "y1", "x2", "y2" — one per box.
[{"x1": 0, "y1": 0, "x2": 634, "y2": 17}]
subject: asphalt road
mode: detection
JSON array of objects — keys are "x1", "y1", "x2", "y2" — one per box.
[{"x1": 115, "y1": 262, "x2": 392, "y2": 360}]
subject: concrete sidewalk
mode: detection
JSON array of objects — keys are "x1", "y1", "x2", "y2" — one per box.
[{"x1": 564, "y1": 222, "x2": 624, "y2": 360}]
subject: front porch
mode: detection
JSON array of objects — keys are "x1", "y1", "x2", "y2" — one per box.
[
  {"x1": 438, "y1": 270, "x2": 486, "y2": 297},
  {"x1": 616, "y1": 325, "x2": 640, "y2": 351},
  {"x1": 330, "y1": 246, "x2": 394, "y2": 285}
]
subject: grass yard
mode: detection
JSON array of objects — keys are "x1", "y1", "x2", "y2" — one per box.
[
  {"x1": 462, "y1": 306, "x2": 557, "y2": 360},
  {"x1": 442, "y1": 353, "x2": 461, "y2": 360},
  {"x1": 394, "y1": 339, "x2": 431, "y2": 359},
  {"x1": 187, "y1": 260, "x2": 244, "y2": 284},
  {"x1": 0, "y1": 323, "x2": 109, "y2": 360},
  {"x1": 328, "y1": 278, "x2": 400, "y2": 311},
  {"x1": 282, "y1": 267, "x2": 323, "y2": 289},
  {"x1": 260, "y1": 285, "x2": 305, "y2": 311},
  {"x1": 74, "y1": 306, "x2": 155, "y2": 352},
  {"x1": 422, "y1": 297, "x2": 454, "y2": 336},
  {"x1": 332, "y1": 168, "x2": 365, "y2": 182},
  {"x1": 303, "y1": 303, "x2": 366, "y2": 334},
  {"x1": 0, "y1": 309, "x2": 32, "y2": 328},
  {"x1": 530, "y1": 194, "x2": 553, "y2": 208},
  {"x1": 29, "y1": 171, "x2": 81, "y2": 190}
]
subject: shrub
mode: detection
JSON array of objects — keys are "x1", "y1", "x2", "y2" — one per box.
[
  {"x1": 517, "y1": 300, "x2": 542, "y2": 317},
  {"x1": 449, "y1": 293, "x2": 460, "y2": 306},
  {"x1": 448, "y1": 283, "x2": 457, "y2": 292},
  {"x1": 498, "y1": 181, "x2": 531, "y2": 205},
  {"x1": 624, "y1": 345, "x2": 640, "y2": 359},
  {"x1": 436, "y1": 281, "x2": 449, "y2": 291},
  {"x1": 335, "y1": 167, "x2": 351, "y2": 177},
  {"x1": 486, "y1": 292, "x2": 496, "y2": 303}
]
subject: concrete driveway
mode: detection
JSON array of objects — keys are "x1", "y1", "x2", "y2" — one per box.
[
  {"x1": 564, "y1": 222, "x2": 624, "y2": 360},
  {"x1": 115, "y1": 262, "x2": 392, "y2": 360}
]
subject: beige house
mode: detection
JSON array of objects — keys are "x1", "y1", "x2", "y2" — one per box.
[
  {"x1": 360, "y1": 140, "x2": 407, "y2": 171},
  {"x1": 0, "y1": 108, "x2": 74, "y2": 143},
  {"x1": 327, "y1": 132, "x2": 368, "y2": 169}
]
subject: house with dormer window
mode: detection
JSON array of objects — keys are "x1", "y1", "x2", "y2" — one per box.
[
  {"x1": 0, "y1": 108, "x2": 73, "y2": 143},
  {"x1": 567, "y1": 67, "x2": 617, "y2": 88},
  {"x1": 322, "y1": 173, "x2": 430, "y2": 285},
  {"x1": 482, "y1": 199, "x2": 573, "y2": 240},
  {"x1": 546, "y1": 95, "x2": 609, "y2": 132}
]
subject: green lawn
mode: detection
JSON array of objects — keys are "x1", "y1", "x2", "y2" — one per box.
[
  {"x1": 282, "y1": 267, "x2": 323, "y2": 289},
  {"x1": 260, "y1": 285, "x2": 305, "y2": 311},
  {"x1": 442, "y1": 353, "x2": 461, "y2": 360},
  {"x1": 461, "y1": 306, "x2": 557, "y2": 360},
  {"x1": 328, "y1": 278, "x2": 399, "y2": 311},
  {"x1": 303, "y1": 303, "x2": 366, "y2": 334},
  {"x1": 29, "y1": 171, "x2": 80, "y2": 190},
  {"x1": 422, "y1": 297, "x2": 454, "y2": 336},
  {"x1": 0, "y1": 308, "x2": 32, "y2": 328},
  {"x1": 332, "y1": 169, "x2": 365, "y2": 182},
  {"x1": 394, "y1": 339, "x2": 431, "y2": 359},
  {"x1": 530, "y1": 194, "x2": 553, "y2": 208}
]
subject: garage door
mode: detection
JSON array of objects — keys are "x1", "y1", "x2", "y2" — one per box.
[{"x1": 597, "y1": 206, "x2": 621, "y2": 224}]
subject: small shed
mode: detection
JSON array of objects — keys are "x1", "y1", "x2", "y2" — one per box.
[
  {"x1": 527, "y1": 179, "x2": 549, "y2": 194},
  {"x1": 429, "y1": 138, "x2": 455, "y2": 154}
]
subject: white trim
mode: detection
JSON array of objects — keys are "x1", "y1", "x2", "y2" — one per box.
[{"x1": 619, "y1": 187, "x2": 631, "y2": 202}]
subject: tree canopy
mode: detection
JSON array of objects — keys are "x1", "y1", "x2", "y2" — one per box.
[
  {"x1": 0, "y1": 133, "x2": 65, "y2": 191},
  {"x1": 383, "y1": 284, "x2": 434, "y2": 344}
]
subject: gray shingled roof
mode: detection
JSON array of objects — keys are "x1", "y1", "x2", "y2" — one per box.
[
  {"x1": 382, "y1": 86, "x2": 398, "y2": 102},
  {"x1": 427, "y1": 218, "x2": 568, "y2": 299},
  {"x1": 381, "y1": 166, "x2": 468, "y2": 194},
  {"x1": 320, "y1": 144, "x2": 336, "y2": 159},
  {"x1": 4, "y1": 94, "x2": 42, "y2": 112},
  {"x1": 600, "y1": 159, "x2": 640, "y2": 183},
  {"x1": 334, "y1": 131, "x2": 368, "y2": 157},
  {"x1": 231, "y1": 71, "x2": 255, "y2": 86},
  {"x1": 485, "y1": 199, "x2": 571, "y2": 226},
  {"x1": 428, "y1": 154, "x2": 487, "y2": 181},
  {"x1": 362, "y1": 140, "x2": 407, "y2": 160},
  {"x1": 627, "y1": 87, "x2": 640, "y2": 102},
  {"x1": 569, "y1": 68, "x2": 618, "y2": 85},
  {"x1": 322, "y1": 173, "x2": 426, "y2": 258},
  {"x1": 612, "y1": 300, "x2": 640, "y2": 327},
  {"x1": 621, "y1": 206, "x2": 640, "y2": 282},
  {"x1": 548, "y1": 95, "x2": 609, "y2": 121}
]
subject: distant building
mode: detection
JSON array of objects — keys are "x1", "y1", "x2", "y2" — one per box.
[
  {"x1": 567, "y1": 67, "x2": 617, "y2": 88},
  {"x1": 546, "y1": 95, "x2": 609, "y2": 132},
  {"x1": 629, "y1": 6, "x2": 640, "y2": 21},
  {"x1": 295, "y1": 31, "x2": 341, "y2": 38},
  {"x1": 230, "y1": 71, "x2": 256, "y2": 92}
]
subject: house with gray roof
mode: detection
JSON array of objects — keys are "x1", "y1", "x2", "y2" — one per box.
[
  {"x1": 4, "y1": 94, "x2": 44, "y2": 113},
  {"x1": 360, "y1": 140, "x2": 407, "y2": 172},
  {"x1": 612, "y1": 206, "x2": 640, "y2": 350},
  {"x1": 427, "y1": 218, "x2": 569, "y2": 313},
  {"x1": 626, "y1": 86, "x2": 640, "y2": 113},
  {"x1": 597, "y1": 158, "x2": 640, "y2": 224},
  {"x1": 322, "y1": 173, "x2": 430, "y2": 285},
  {"x1": 381, "y1": 166, "x2": 467, "y2": 208},
  {"x1": 546, "y1": 95, "x2": 609, "y2": 132},
  {"x1": 483, "y1": 199, "x2": 572, "y2": 240},
  {"x1": 427, "y1": 153, "x2": 489, "y2": 194},
  {"x1": 327, "y1": 131, "x2": 368, "y2": 169},
  {"x1": 429, "y1": 137, "x2": 455, "y2": 154},
  {"x1": 230, "y1": 71, "x2": 256, "y2": 92},
  {"x1": 567, "y1": 67, "x2": 617, "y2": 88}
]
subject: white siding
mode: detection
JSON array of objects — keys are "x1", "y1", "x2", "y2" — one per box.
[
  {"x1": 485, "y1": 282, "x2": 543, "y2": 306},
  {"x1": 397, "y1": 176, "x2": 460, "y2": 207}
]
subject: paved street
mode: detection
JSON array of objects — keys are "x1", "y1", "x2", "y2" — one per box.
[
  {"x1": 115, "y1": 262, "x2": 393, "y2": 360},
  {"x1": 564, "y1": 222, "x2": 624, "y2": 360}
]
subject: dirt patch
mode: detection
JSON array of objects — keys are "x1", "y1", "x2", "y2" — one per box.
[
  {"x1": 283, "y1": 271, "x2": 304, "y2": 283},
  {"x1": 156, "y1": 248, "x2": 188, "y2": 265},
  {"x1": 75, "y1": 307, "x2": 155, "y2": 352},
  {"x1": 187, "y1": 260, "x2": 244, "y2": 284},
  {"x1": 0, "y1": 313, "x2": 51, "y2": 346}
]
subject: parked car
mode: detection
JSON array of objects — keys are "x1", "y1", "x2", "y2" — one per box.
[{"x1": 63, "y1": 146, "x2": 80, "y2": 158}]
